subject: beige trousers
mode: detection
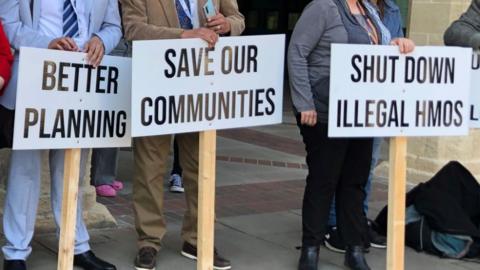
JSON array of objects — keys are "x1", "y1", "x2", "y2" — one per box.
[{"x1": 133, "y1": 133, "x2": 199, "y2": 250}]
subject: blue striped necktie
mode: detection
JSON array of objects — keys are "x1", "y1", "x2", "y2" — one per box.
[
  {"x1": 63, "y1": 0, "x2": 79, "y2": 38},
  {"x1": 175, "y1": 0, "x2": 193, "y2": 29}
]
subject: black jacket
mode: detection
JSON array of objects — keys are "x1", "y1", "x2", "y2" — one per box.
[
  {"x1": 444, "y1": 0, "x2": 480, "y2": 49},
  {"x1": 375, "y1": 161, "x2": 480, "y2": 239}
]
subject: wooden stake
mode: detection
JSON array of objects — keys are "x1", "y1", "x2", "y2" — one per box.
[
  {"x1": 198, "y1": 130, "x2": 217, "y2": 270},
  {"x1": 386, "y1": 137, "x2": 407, "y2": 270},
  {"x1": 57, "y1": 148, "x2": 82, "y2": 270}
]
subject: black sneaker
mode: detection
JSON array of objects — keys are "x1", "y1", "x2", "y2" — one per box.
[
  {"x1": 4, "y1": 260, "x2": 26, "y2": 270},
  {"x1": 324, "y1": 226, "x2": 346, "y2": 253},
  {"x1": 367, "y1": 220, "x2": 387, "y2": 249},
  {"x1": 134, "y1": 247, "x2": 157, "y2": 270},
  {"x1": 181, "y1": 242, "x2": 231, "y2": 270}
]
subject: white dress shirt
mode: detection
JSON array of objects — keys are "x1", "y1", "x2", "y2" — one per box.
[
  {"x1": 176, "y1": 0, "x2": 200, "y2": 28},
  {"x1": 38, "y1": 0, "x2": 90, "y2": 49}
]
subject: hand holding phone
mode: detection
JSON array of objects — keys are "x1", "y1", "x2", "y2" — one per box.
[{"x1": 204, "y1": 0, "x2": 231, "y2": 35}]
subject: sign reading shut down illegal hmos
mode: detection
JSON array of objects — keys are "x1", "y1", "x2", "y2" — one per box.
[
  {"x1": 131, "y1": 35, "x2": 285, "y2": 137},
  {"x1": 329, "y1": 44, "x2": 472, "y2": 137},
  {"x1": 13, "y1": 48, "x2": 132, "y2": 150}
]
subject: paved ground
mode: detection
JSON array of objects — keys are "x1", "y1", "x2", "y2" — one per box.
[{"x1": 1, "y1": 111, "x2": 479, "y2": 269}]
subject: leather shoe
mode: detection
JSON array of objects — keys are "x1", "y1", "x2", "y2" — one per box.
[
  {"x1": 4, "y1": 260, "x2": 27, "y2": 270},
  {"x1": 298, "y1": 245, "x2": 319, "y2": 270},
  {"x1": 344, "y1": 246, "x2": 371, "y2": 270},
  {"x1": 74, "y1": 250, "x2": 116, "y2": 270}
]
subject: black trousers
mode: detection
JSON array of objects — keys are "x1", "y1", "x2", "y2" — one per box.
[
  {"x1": 298, "y1": 121, "x2": 372, "y2": 246},
  {"x1": 171, "y1": 137, "x2": 183, "y2": 176}
]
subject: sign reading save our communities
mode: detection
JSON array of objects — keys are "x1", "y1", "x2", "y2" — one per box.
[
  {"x1": 469, "y1": 53, "x2": 480, "y2": 128},
  {"x1": 13, "y1": 48, "x2": 132, "y2": 150},
  {"x1": 131, "y1": 35, "x2": 285, "y2": 137},
  {"x1": 329, "y1": 44, "x2": 472, "y2": 137}
]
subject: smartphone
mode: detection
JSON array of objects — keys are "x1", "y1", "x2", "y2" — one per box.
[{"x1": 203, "y1": 0, "x2": 216, "y2": 19}]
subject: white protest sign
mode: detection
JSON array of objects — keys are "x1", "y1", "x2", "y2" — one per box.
[
  {"x1": 329, "y1": 44, "x2": 472, "y2": 137},
  {"x1": 469, "y1": 53, "x2": 480, "y2": 128},
  {"x1": 131, "y1": 35, "x2": 285, "y2": 137},
  {"x1": 13, "y1": 48, "x2": 132, "y2": 150}
]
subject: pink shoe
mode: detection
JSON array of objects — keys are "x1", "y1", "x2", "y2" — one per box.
[
  {"x1": 111, "y1": 180, "x2": 124, "y2": 191},
  {"x1": 96, "y1": 185, "x2": 117, "y2": 197}
]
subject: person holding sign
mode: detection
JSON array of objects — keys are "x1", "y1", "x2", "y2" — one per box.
[
  {"x1": 0, "y1": 1, "x2": 122, "y2": 270},
  {"x1": 444, "y1": 0, "x2": 480, "y2": 49},
  {"x1": 120, "y1": 0, "x2": 244, "y2": 270},
  {"x1": 288, "y1": 0, "x2": 414, "y2": 269},
  {"x1": 0, "y1": 20, "x2": 12, "y2": 95},
  {"x1": 325, "y1": 0, "x2": 405, "y2": 253}
]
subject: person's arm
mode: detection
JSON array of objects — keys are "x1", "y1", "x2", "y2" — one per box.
[
  {"x1": 219, "y1": 0, "x2": 245, "y2": 36},
  {"x1": 287, "y1": 1, "x2": 328, "y2": 118},
  {"x1": 444, "y1": 0, "x2": 480, "y2": 48},
  {"x1": 0, "y1": 21, "x2": 13, "y2": 94},
  {"x1": 392, "y1": 10, "x2": 404, "y2": 38},
  {"x1": 93, "y1": 0, "x2": 123, "y2": 54},
  {"x1": 0, "y1": 0, "x2": 52, "y2": 50},
  {"x1": 120, "y1": 0, "x2": 184, "y2": 41}
]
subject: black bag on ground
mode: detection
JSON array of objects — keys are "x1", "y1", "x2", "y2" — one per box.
[{"x1": 0, "y1": 104, "x2": 14, "y2": 149}]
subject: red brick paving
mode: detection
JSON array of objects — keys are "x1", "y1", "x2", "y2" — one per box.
[
  {"x1": 218, "y1": 128, "x2": 306, "y2": 156},
  {"x1": 99, "y1": 180, "x2": 389, "y2": 228},
  {"x1": 102, "y1": 128, "x2": 388, "y2": 228}
]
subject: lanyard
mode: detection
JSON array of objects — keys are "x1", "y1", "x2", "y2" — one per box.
[
  {"x1": 178, "y1": 0, "x2": 194, "y2": 21},
  {"x1": 355, "y1": 1, "x2": 379, "y2": 45}
]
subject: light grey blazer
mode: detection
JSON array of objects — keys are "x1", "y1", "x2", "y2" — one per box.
[{"x1": 0, "y1": 0, "x2": 122, "y2": 109}]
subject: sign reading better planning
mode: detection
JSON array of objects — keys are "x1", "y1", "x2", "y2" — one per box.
[
  {"x1": 329, "y1": 44, "x2": 472, "y2": 137},
  {"x1": 13, "y1": 48, "x2": 132, "y2": 150}
]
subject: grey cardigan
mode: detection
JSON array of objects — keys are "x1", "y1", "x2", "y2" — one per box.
[
  {"x1": 288, "y1": 0, "x2": 380, "y2": 122},
  {"x1": 444, "y1": 0, "x2": 480, "y2": 49}
]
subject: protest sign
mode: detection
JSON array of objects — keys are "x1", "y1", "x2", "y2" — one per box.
[
  {"x1": 469, "y1": 53, "x2": 480, "y2": 128},
  {"x1": 13, "y1": 47, "x2": 132, "y2": 150},
  {"x1": 329, "y1": 44, "x2": 472, "y2": 137},
  {"x1": 131, "y1": 35, "x2": 285, "y2": 137},
  {"x1": 329, "y1": 44, "x2": 472, "y2": 270},
  {"x1": 132, "y1": 35, "x2": 285, "y2": 270},
  {"x1": 13, "y1": 47, "x2": 132, "y2": 270}
]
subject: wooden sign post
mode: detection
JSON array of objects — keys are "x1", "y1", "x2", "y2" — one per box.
[
  {"x1": 386, "y1": 137, "x2": 407, "y2": 270},
  {"x1": 328, "y1": 44, "x2": 472, "y2": 270},
  {"x1": 198, "y1": 130, "x2": 217, "y2": 270},
  {"x1": 57, "y1": 149, "x2": 82, "y2": 270}
]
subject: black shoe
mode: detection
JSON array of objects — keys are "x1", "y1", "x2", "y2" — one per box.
[
  {"x1": 324, "y1": 226, "x2": 346, "y2": 253},
  {"x1": 134, "y1": 247, "x2": 157, "y2": 270},
  {"x1": 74, "y1": 250, "x2": 116, "y2": 270},
  {"x1": 298, "y1": 246, "x2": 319, "y2": 270},
  {"x1": 367, "y1": 220, "x2": 387, "y2": 249},
  {"x1": 181, "y1": 242, "x2": 231, "y2": 270},
  {"x1": 344, "y1": 246, "x2": 371, "y2": 270},
  {"x1": 3, "y1": 260, "x2": 26, "y2": 270}
]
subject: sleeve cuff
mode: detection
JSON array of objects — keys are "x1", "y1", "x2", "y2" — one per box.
[{"x1": 471, "y1": 33, "x2": 480, "y2": 50}]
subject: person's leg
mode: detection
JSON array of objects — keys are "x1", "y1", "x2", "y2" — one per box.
[
  {"x1": 363, "y1": 138, "x2": 383, "y2": 214},
  {"x1": 298, "y1": 122, "x2": 349, "y2": 247},
  {"x1": 169, "y1": 137, "x2": 185, "y2": 193},
  {"x1": 336, "y1": 139, "x2": 373, "y2": 269},
  {"x1": 133, "y1": 135, "x2": 171, "y2": 250},
  {"x1": 175, "y1": 132, "x2": 199, "y2": 246},
  {"x1": 336, "y1": 138, "x2": 372, "y2": 246},
  {"x1": 50, "y1": 149, "x2": 91, "y2": 255},
  {"x1": 2, "y1": 150, "x2": 42, "y2": 260},
  {"x1": 91, "y1": 148, "x2": 120, "y2": 185},
  {"x1": 177, "y1": 132, "x2": 231, "y2": 269},
  {"x1": 171, "y1": 137, "x2": 183, "y2": 176},
  {"x1": 327, "y1": 197, "x2": 337, "y2": 227}
]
